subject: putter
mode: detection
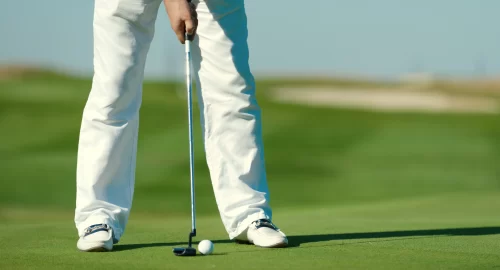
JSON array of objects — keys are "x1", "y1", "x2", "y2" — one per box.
[{"x1": 173, "y1": 33, "x2": 197, "y2": 257}]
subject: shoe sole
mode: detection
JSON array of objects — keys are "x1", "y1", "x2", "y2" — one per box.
[
  {"x1": 79, "y1": 246, "x2": 111, "y2": 252},
  {"x1": 77, "y1": 241, "x2": 113, "y2": 252},
  {"x1": 235, "y1": 240, "x2": 288, "y2": 248},
  {"x1": 263, "y1": 242, "x2": 288, "y2": 248}
]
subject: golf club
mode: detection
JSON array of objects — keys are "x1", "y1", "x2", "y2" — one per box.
[{"x1": 173, "y1": 33, "x2": 197, "y2": 257}]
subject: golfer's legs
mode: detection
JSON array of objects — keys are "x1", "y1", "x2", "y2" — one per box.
[
  {"x1": 192, "y1": 0, "x2": 272, "y2": 239},
  {"x1": 75, "y1": 0, "x2": 161, "y2": 241}
]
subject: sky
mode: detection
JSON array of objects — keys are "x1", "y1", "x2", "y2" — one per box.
[{"x1": 1, "y1": 0, "x2": 499, "y2": 80}]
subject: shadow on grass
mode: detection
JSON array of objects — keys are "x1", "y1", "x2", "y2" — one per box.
[
  {"x1": 113, "y1": 226, "x2": 500, "y2": 251},
  {"x1": 113, "y1": 239, "x2": 233, "y2": 252},
  {"x1": 287, "y1": 226, "x2": 500, "y2": 247}
]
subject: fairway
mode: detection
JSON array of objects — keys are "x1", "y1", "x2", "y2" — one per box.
[{"x1": 1, "y1": 73, "x2": 500, "y2": 269}]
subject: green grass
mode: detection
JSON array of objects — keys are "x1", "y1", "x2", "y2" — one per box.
[
  {"x1": 1, "y1": 73, "x2": 500, "y2": 269},
  {"x1": 2, "y1": 195, "x2": 500, "y2": 269}
]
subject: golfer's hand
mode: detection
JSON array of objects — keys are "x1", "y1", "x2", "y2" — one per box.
[{"x1": 164, "y1": 0, "x2": 198, "y2": 44}]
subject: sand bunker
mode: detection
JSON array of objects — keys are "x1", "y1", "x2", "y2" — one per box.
[{"x1": 271, "y1": 87, "x2": 499, "y2": 114}]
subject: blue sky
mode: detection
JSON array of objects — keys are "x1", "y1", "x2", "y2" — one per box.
[{"x1": 1, "y1": 0, "x2": 499, "y2": 80}]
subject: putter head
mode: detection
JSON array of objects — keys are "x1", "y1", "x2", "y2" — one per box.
[
  {"x1": 173, "y1": 230, "x2": 197, "y2": 256},
  {"x1": 173, "y1": 247, "x2": 196, "y2": 256}
]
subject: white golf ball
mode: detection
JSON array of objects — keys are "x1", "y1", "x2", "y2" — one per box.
[{"x1": 197, "y1": 240, "x2": 214, "y2": 255}]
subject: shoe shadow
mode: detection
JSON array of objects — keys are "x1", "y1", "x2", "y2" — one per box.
[
  {"x1": 287, "y1": 226, "x2": 500, "y2": 248},
  {"x1": 113, "y1": 226, "x2": 500, "y2": 251},
  {"x1": 113, "y1": 239, "x2": 234, "y2": 252}
]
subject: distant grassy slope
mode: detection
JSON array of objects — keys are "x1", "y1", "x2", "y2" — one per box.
[{"x1": 1, "y1": 73, "x2": 500, "y2": 217}]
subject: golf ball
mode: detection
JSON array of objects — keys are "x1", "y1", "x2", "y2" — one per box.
[{"x1": 197, "y1": 240, "x2": 214, "y2": 255}]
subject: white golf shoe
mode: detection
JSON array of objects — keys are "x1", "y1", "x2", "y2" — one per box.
[
  {"x1": 77, "y1": 224, "x2": 114, "y2": 252},
  {"x1": 236, "y1": 219, "x2": 288, "y2": 248}
]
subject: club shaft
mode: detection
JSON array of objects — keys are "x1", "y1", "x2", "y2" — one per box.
[{"x1": 185, "y1": 39, "x2": 196, "y2": 232}]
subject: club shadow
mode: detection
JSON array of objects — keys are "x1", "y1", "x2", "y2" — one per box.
[
  {"x1": 113, "y1": 239, "x2": 234, "y2": 252},
  {"x1": 287, "y1": 226, "x2": 500, "y2": 247}
]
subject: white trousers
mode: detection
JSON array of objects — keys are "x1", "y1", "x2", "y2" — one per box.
[{"x1": 75, "y1": 0, "x2": 272, "y2": 241}]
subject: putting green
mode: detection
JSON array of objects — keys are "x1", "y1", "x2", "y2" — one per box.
[{"x1": 1, "y1": 192, "x2": 500, "y2": 269}]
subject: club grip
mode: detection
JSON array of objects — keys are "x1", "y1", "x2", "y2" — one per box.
[{"x1": 185, "y1": 0, "x2": 194, "y2": 40}]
